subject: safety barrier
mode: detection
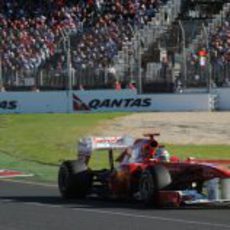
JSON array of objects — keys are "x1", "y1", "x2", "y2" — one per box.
[{"x1": 1, "y1": 88, "x2": 230, "y2": 114}]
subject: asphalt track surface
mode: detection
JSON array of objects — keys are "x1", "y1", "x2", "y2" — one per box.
[{"x1": 0, "y1": 180, "x2": 229, "y2": 230}]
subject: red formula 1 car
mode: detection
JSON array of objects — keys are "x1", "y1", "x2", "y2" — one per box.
[{"x1": 58, "y1": 134, "x2": 230, "y2": 207}]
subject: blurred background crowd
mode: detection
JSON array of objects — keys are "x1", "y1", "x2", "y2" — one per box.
[
  {"x1": 0, "y1": 0, "x2": 166, "y2": 71},
  {"x1": 0, "y1": 0, "x2": 230, "y2": 91}
]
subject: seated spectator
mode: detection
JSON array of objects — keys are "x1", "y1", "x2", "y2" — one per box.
[
  {"x1": 114, "y1": 80, "x2": 121, "y2": 91},
  {"x1": 31, "y1": 85, "x2": 40, "y2": 92},
  {"x1": 223, "y1": 77, "x2": 230, "y2": 87},
  {"x1": 79, "y1": 84, "x2": 85, "y2": 91},
  {"x1": 0, "y1": 85, "x2": 6, "y2": 92}
]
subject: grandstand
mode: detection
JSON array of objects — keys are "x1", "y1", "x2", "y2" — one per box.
[{"x1": 0, "y1": 0, "x2": 230, "y2": 92}]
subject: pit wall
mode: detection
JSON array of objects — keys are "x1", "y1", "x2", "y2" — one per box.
[{"x1": 0, "y1": 88, "x2": 229, "y2": 114}]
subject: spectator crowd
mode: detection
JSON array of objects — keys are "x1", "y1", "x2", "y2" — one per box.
[
  {"x1": 0, "y1": 0, "x2": 166, "y2": 73},
  {"x1": 210, "y1": 18, "x2": 230, "y2": 86},
  {"x1": 188, "y1": 15, "x2": 230, "y2": 87},
  {"x1": 210, "y1": 19, "x2": 230, "y2": 64}
]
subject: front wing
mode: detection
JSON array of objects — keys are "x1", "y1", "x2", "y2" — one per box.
[{"x1": 157, "y1": 190, "x2": 230, "y2": 207}]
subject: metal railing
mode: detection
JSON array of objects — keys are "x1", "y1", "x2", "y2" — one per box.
[
  {"x1": 113, "y1": 0, "x2": 182, "y2": 93},
  {"x1": 185, "y1": 2, "x2": 230, "y2": 89},
  {"x1": 3, "y1": 0, "x2": 230, "y2": 92}
]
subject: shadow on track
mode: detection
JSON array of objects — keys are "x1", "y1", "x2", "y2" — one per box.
[{"x1": 1, "y1": 195, "x2": 230, "y2": 211}]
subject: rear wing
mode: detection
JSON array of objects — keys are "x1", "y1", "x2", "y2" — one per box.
[{"x1": 78, "y1": 136, "x2": 134, "y2": 153}]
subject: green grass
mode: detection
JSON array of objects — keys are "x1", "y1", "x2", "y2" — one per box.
[
  {"x1": 0, "y1": 114, "x2": 229, "y2": 182},
  {"x1": 0, "y1": 113, "x2": 126, "y2": 165},
  {"x1": 0, "y1": 151, "x2": 58, "y2": 182},
  {"x1": 166, "y1": 145, "x2": 230, "y2": 160},
  {"x1": 0, "y1": 113, "x2": 126, "y2": 182}
]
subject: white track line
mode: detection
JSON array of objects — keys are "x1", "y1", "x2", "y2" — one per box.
[
  {"x1": 71, "y1": 208, "x2": 230, "y2": 229},
  {"x1": 2, "y1": 198, "x2": 230, "y2": 229},
  {"x1": 1, "y1": 180, "x2": 230, "y2": 229}
]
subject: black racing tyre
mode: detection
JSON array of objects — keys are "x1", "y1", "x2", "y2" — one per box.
[
  {"x1": 58, "y1": 160, "x2": 92, "y2": 199},
  {"x1": 139, "y1": 165, "x2": 171, "y2": 205}
]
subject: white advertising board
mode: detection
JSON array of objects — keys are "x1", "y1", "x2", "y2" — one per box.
[
  {"x1": 72, "y1": 90, "x2": 212, "y2": 112},
  {"x1": 0, "y1": 89, "x2": 217, "y2": 114},
  {"x1": 215, "y1": 88, "x2": 230, "y2": 111},
  {"x1": 0, "y1": 92, "x2": 68, "y2": 114}
]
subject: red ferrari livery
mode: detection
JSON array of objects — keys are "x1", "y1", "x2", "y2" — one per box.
[{"x1": 58, "y1": 134, "x2": 230, "y2": 207}]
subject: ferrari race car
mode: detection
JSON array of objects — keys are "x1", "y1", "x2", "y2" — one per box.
[{"x1": 58, "y1": 134, "x2": 230, "y2": 207}]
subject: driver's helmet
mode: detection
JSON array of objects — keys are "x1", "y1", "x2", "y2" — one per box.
[{"x1": 155, "y1": 146, "x2": 170, "y2": 162}]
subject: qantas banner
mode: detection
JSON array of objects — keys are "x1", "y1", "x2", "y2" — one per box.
[
  {"x1": 0, "y1": 89, "x2": 224, "y2": 114},
  {"x1": 72, "y1": 91, "x2": 152, "y2": 112},
  {"x1": 71, "y1": 90, "x2": 212, "y2": 112}
]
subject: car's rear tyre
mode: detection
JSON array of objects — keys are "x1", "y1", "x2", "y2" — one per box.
[
  {"x1": 139, "y1": 165, "x2": 171, "y2": 205},
  {"x1": 58, "y1": 160, "x2": 92, "y2": 199}
]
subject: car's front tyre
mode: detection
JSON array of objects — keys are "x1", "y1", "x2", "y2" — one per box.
[{"x1": 139, "y1": 165, "x2": 171, "y2": 205}]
